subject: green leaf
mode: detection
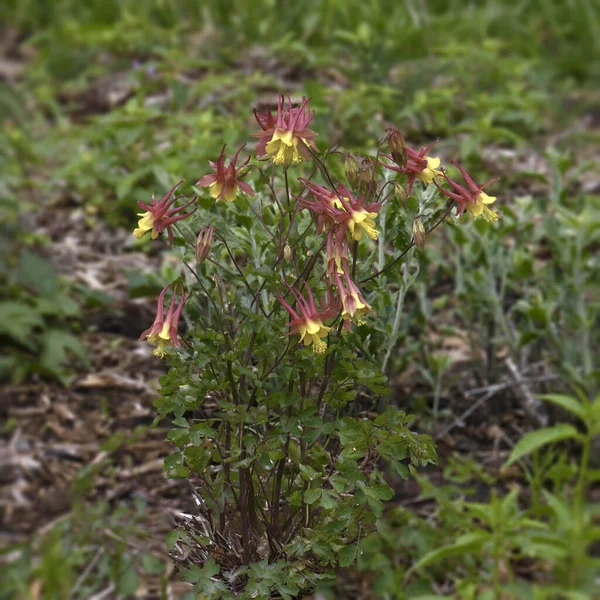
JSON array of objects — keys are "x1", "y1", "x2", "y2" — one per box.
[
  {"x1": 304, "y1": 489, "x2": 322, "y2": 505},
  {"x1": 584, "y1": 526, "x2": 600, "y2": 544},
  {"x1": 141, "y1": 553, "x2": 164, "y2": 574},
  {"x1": 276, "y1": 583, "x2": 300, "y2": 599},
  {"x1": 0, "y1": 301, "x2": 43, "y2": 344},
  {"x1": 408, "y1": 532, "x2": 490, "y2": 575},
  {"x1": 542, "y1": 490, "x2": 573, "y2": 531},
  {"x1": 338, "y1": 543, "x2": 358, "y2": 567},
  {"x1": 117, "y1": 562, "x2": 139, "y2": 596},
  {"x1": 366, "y1": 496, "x2": 385, "y2": 516},
  {"x1": 319, "y1": 490, "x2": 338, "y2": 510},
  {"x1": 505, "y1": 424, "x2": 581, "y2": 466},
  {"x1": 539, "y1": 394, "x2": 586, "y2": 421},
  {"x1": 199, "y1": 558, "x2": 220, "y2": 578},
  {"x1": 41, "y1": 329, "x2": 88, "y2": 378},
  {"x1": 18, "y1": 249, "x2": 59, "y2": 297},
  {"x1": 183, "y1": 564, "x2": 203, "y2": 584},
  {"x1": 391, "y1": 460, "x2": 409, "y2": 479},
  {"x1": 166, "y1": 529, "x2": 187, "y2": 550}
]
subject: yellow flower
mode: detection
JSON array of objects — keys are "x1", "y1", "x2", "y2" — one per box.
[
  {"x1": 197, "y1": 144, "x2": 256, "y2": 202},
  {"x1": 298, "y1": 318, "x2": 331, "y2": 354},
  {"x1": 209, "y1": 181, "x2": 238, "y2": 203},
  {"x1": 265, "y1": 129, "x2": 305, "y2": 166},
  {"x1": 328, "y1": 197, "x2": 379, "y2": 241},
  {"x1": 132, "y1": 182, "x2": 196, "y2": 245},
  {"x1": 347, "y1": 210, "x2": 379, "y2": 241},
  {"x1": 133, "y1": 212, "x2": 158, "y2": 239},
  {"x1": 147, "y1": 332, "x2": 170, "y2": 357},
  {"x1": 139, "y1": 284, "x2": 188, "y2": 358},
  {"x1": 336, "y1": 273, "x2": 371, "y2": 326},
  {"x1": 147, "y1": 318, "x2": 172, "y2": 356},
  {"x1": 341, "y1": 292, "x2": 368, "y2": 325},
  {"x1": 416, "y1": 156, "x2": 443, "y2": 185},
  {"x1": 254, "y1": 95, "x2": 318, "y2": 167},
  {"x1": 467, "y1": 191, "x2": 498, "y2": 222}
]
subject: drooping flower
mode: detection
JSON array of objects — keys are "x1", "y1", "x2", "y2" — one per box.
[
  {"x1": 196, "y1": 145, "x2": 255, "y2": 203},
  {"x1": 278, "y1": 284, "x2": 335, "y2": 354},
  {"x1": 334, "y1": 272, "x2": 371, "y2": 328},
  {"x1": 435, "y1": 159, "x2": 499, "y2": 222},
  {"x1": 133, "y1": 182, "x2": 196, "y2": 245},
  {"x1": 140, "y1": 284, "x2": 189, "y2": 357},
  {"x1": 381, "y1": 141, "x2": 443, "y2": 196},
  {"x1": 298, "y1": 180, "x2": 381, "y2": 242},
  {"x1": 253, "y1": 95, "x2": 318, "y2": 166}
]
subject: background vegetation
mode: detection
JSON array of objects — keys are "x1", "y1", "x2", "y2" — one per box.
[{"x1": 1, "y1": 0, "x2": 598, "y2": 598}]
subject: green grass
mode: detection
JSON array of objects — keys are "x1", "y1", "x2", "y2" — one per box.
[{"x1": 3, "y1": 0, "x2": 598, "y2": 230}]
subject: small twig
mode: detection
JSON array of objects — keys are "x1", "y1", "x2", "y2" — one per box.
[
  {"x1": 463, "y1": 374, "x2": 559, "y2": 397},
  {"x1": 505, "y1": 358, "x2": 548, "y2": 427},
  {"x1": 70, "y1": 547, "x2": 105, "y2": 598},
  {"x1": 88, "y1": 584, "x2": 115, "y2": 600},
  {"x1": 435, "y1": 373, "x2": 558, "y2": 441},
  {"x1": 435, "y1": 389, "x2": 498, "y2": 441}
]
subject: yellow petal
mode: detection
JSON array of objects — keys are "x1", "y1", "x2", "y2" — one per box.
[
  {"x1": 224, "y1": 184, "x2": 238, "y2": 203},
  {"x1": 266, "y1": 138, "x2": 281, "y2": 155},
  {"x1": 417, "y1": 170, "x2": 433, "y2": 184},
  {"x1": 210, "y1": 182, "x2": 223, "y2": 199},
  {"x1": 317, "y1": 325, "x2": 331, "y2": 338},
  {"x1": 478, "y1": 191, "x2": 496, "y2": 205},
  {"x1": 279, "y1": 130, "x2": 294, "y2": 147},
  {"x1": 425, "y1": 156, "x2": 441, "y2": 169},
  {"x1": 137, "y1": 213, "x2": 155, "y2": 231},
  {"x1": 353, "y1": 294, "x2": 366, "y2": 310},
  {"x1": 467, "y1": 202, "x2": 484, "y2": 217},
  {"x1": 305, "y1": 319, "x2": 322, "y2": 335},
  {"x1": 158, "y1": 322, "x2": 171, "y2": 340}
]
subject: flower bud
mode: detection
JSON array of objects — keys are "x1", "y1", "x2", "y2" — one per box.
[
  {"x1": 195, "y1": 225, "x2": 214, "y2": 263},
  {"x1": 359, "y1": 157, "x2": 377, "y2": 196},
  {"x1": 412, "y1": 217, "x2": 425, "y2": 252},
  {"x1": 283, "y1": 243, "x2": 292, "y2": 263},
  {"x1": 393, "y1": 181, "x2": 407, "y2": 206},
  {"x1": 387, "y1": 126, "x2": 407, "y2": 167},
  {"x1": 344, "y1": 154, "x2": 359, "y2": 188},
  {"x1": 359, "y1": 157, "x2": 373, "y2": 184}
]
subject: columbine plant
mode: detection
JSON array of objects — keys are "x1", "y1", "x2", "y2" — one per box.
[{"x1": 134, "y1": 95, "x2": 500, "y2": 598}]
